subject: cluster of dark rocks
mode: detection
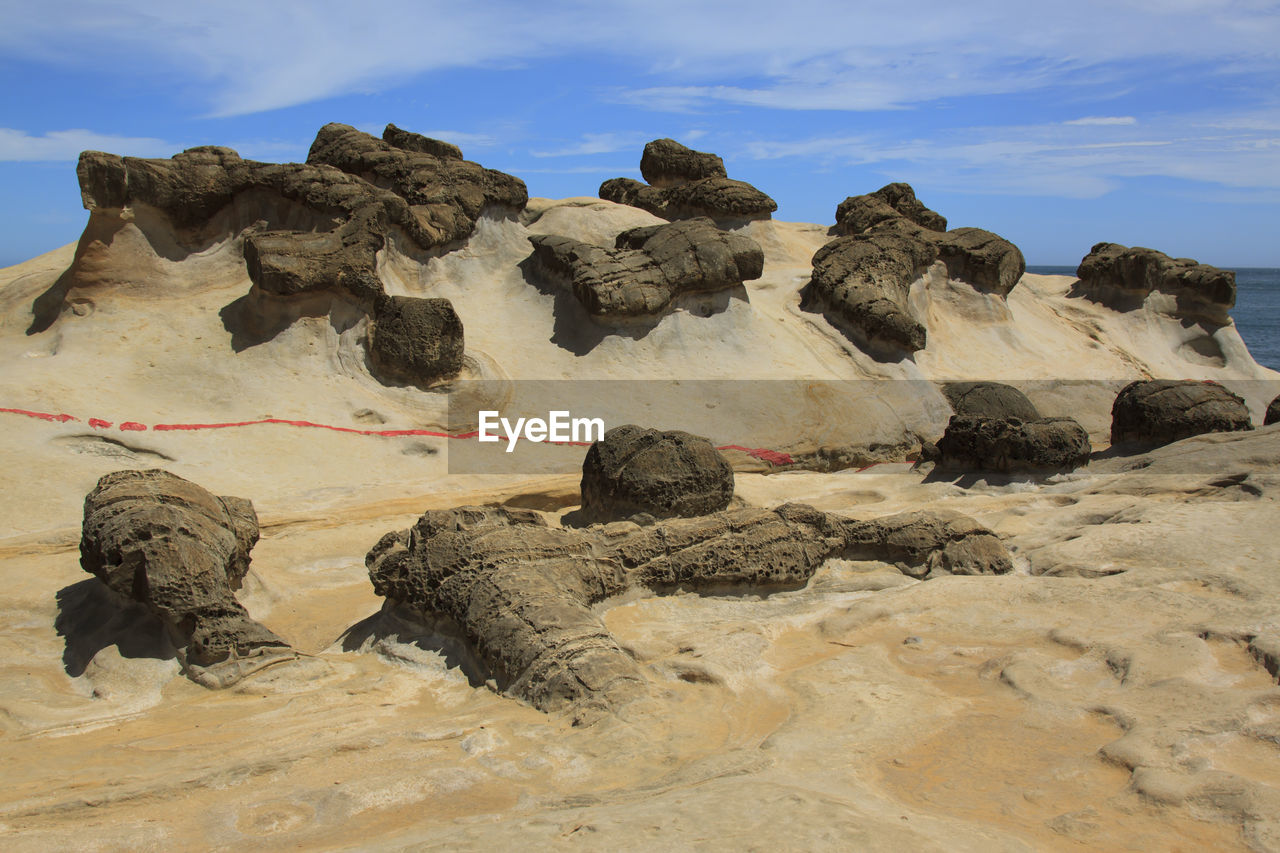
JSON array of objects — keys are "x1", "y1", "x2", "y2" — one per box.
[
  {"x1": 73, "y1": 122, "x2": 529, "y2": 386},
  {"x1": 803, "y1": 183, "x2": 1025, "y2": 358},
  {"x1": 526, "y1": 217, "x2": 763, "y2": 319},
  {"x1": 599, "y1": 138, "x2": 778, "y2": 223}
]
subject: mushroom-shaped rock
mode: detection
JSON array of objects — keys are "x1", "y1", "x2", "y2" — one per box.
[
  {"x1": 580, "y1": 425, "x2": 735, "y2": 522},
  {"x1": 526, "y1": 217, "x2": 763, "y2": 319},
  {"x1": 368, "y1": 295, "x2": 465, "y2": 387},
  {"x1": 933, "y1": 415, "x2": 1092, "y2": 474},
  {"x1": 79, "y1": 470, "x2": 292, "y2": 685},
  {"x1": 942, "y1": 381, "x2": 1040, "y2": 421},
  {"x1": 934, "y1": 227, "x2": 1025, "y2": 296},
  {"x1": 365, "y1": 501, "x2": 1012, "y2": 718},
  {"x1": 1076, "y1": 243, "x2": 1235, "y2": 323},
  {"x1": 801, "y1": 230, "x2": 937, "y2": 355},
  {"x1": 599, "y1": 139, "x2": 776, "y2": 223},
  {"x1": 1111, "y1": 380, "x2": 1253, "y2": 447},
  {"x1": 640, "y1": 138, "x2": 727, "y2": 187}
]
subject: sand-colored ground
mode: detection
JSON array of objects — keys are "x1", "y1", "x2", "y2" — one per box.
[{"x1": 2, "y1": 199, "x2": 1279, "y2": 850}]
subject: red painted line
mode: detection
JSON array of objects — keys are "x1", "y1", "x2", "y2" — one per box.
[{"x1": 2, "y1": 407, "x2": 798, "y2": 466}]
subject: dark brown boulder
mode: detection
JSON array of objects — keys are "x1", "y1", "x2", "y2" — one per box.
[
  {"x1": 933, "y1": 415, "x2": 1092, "y2": 474},
  {"x1": 599, "y1": 139, "x2": 776, "y2": 222},
  {"x1": 835, "y1": 183, "x2": 947, "y2": 234},
  {"x1": 526, "y1": 217, "x2": 763, "y2": 319},
  {"x1": 368, "y1": 295, "x2": 464, "y2": 387},
  {"x1": 640, "y1": 138, "x2": 727, "y2": 187},
  {"x1": 382, "y1": 122, "x2": 463, "y2": 160},
  {"x1": 1076, "y1": 243, "x2": 1235, "y2": 323},
  {"x1": 934, "y1": 227, "x2": 1025, "y2": 296},
  {"x1": 942, "y1": 381, "x2": 1040, "y2": 421},
  {"x1": 1111, "y1": 380, "x2": 1253, "y2": 447},
  {"x1": 579, "y1": 425, "x2": 735, "y2": 522},
  {"x1": 1266, "y1": 395, "x2": 1280, "y2": 426},
  {"x1": 79, "y1": 470, "x2": 292, "y2": 684}
]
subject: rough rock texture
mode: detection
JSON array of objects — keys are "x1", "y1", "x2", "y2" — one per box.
[
  {"x1": 942, "y1": 381, "x2": 1040, "y2": 421},
  {"x1": 579, "y1": 425, "x2": 735, "y2": 522},
  {"x1": 79, "y1": 470, "x2": 291, "y2": 681},
  {"x1": 1266, "y1": 395, "x2": 1280, "y2": 426},
  {"x1": 1111, "y1": 380, "x2": 1254, "y2": 447},
  {"x1": 639, "y1": 138, "x2": 727, "y2": 188},
  {"x1": 835, "y1": 183, "x2": 948, "y2": 234},
  {"x1": 367, "y1": 295, "x2": 465, "y2": 387},
  {"x1": 599, "y1": 139, "x2": 776, "y2": 222},
  {"x1": 932, "y1": 415, "x2": 1093, "y2": 474},
  {"x1": 526, "y1": 218, "x2": 764, "y2": 318},
  {"x1": 1076, "y1": 242, "x2": 1236, "y2": 323},
  {"x1": 365, "y1": 502, "x2": 1011, "y2": 717},
  {"x1": 802, "y1": 231, "x2": 937, "y2": 355},
  {"x1": 382, "y1": 122, "x2": 463, "y2": 161},
  {"x1": 804, "y1": 183, "x2": 1025, "y2": 356}
]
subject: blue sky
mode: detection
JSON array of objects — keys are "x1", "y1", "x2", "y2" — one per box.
[{"x1": 1, "y1": 0, "x2": 1278, "y2": 267}]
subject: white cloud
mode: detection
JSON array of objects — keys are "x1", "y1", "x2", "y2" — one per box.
[
  {"x1": 0, "y1": 128, "x2": 175, "y2": 161},
  {"x1": 531, "y1": 132, "x2": 651, "y2": 158},
  {"x1": 0, "y1": 1, "x2": 1276, "y2": 116},
  {"x1": 1065, "y1": 116, "x2": 1139, "y2": 126}
]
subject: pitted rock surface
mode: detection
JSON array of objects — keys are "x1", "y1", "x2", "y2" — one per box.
[
  {"x1": 79, "y1": 470, "x2": 291, "y2": 681},
  {"x1": 804, "y1": 183, "x2": 1025, "y2": 355},
  {"x1": 932, "y1": 415, "x2": 1092, "y2": 474},
  {"x1": 1076, "y1": 243, "x2": 1235, "y2": 323},
  {"x1": 579, "y1": 425, "x2": 735, "y2": 522},
  {"x1": 368, "y1": 295, "x2": 465, "y2": 387},
  {"x1": 526, "y1": 218, "x2": 763, "y2": 318},
  {"x1": 943, "y1": 381, "x2": 1040, "y2": 421},
  {"x1": 366, "y1": 502, "x2": 1011, "y2": 718},
  {"x1": 1266, "y1": 395, "x2": 1280, "y2": 427},
  {"x1": 1111, "y1": 380, "x2": 1253, "y2": 447},
  {"x1": 382, "y1": 122, "x2": 464, "y2": 160},
  {"x1": 599, "y1": 139, "x2": 776, "y2": 222}
]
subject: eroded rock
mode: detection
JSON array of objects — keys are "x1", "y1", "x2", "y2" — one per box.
[
  {"x1": 599, "y1": 140, "x2": 776, "y2": 222},
  {"x1": 835, "y1": 183, "x2": 947, "y2": 234},
  {"x1": 1076, "y1": 243, "x2": 1235, "y2": 323},
  {"x1": 366, "y1": 500, "x2": 1011, "y2": 718},
  {"x1": 932, "y1": 415, "x2": 1092, "y2": 474},
  {"x1": 368, "y1": 295, "x2": 465, "y2": 387},
  {"x1": 579, "y1": 425, "x2": 734, "y2": 522},
  {"x1": 382, "y1": 123, "x2": 464, "y2": 160},
  {"x1": 1266, "y1": 395, "x2": 1280, "y2": 427},
  {"x1": 526, "y1": 217, "x2": 763, "y2": 319},
  {"x1": 943, "y1": 381, "x2": 1040, "y2": 421},
  {"x1": 1111, "y1": 380, "x2": 1253, "y2": 447},
  {"x1": 79, "y1": 470, "x2": 292, "y2": 683}
]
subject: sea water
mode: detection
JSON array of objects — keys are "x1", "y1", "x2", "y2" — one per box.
[{"x1": 1027, "y1": 266, "x2": 1280, "y2": 371}]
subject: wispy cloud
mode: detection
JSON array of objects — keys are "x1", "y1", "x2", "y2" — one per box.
[
  {"x1": 740, "y1": 110, "x2": 1280, "y2": 198},
  {"x1": 0, "y1": 128, "x2": 175, "y2": 161},
  {"x1": 1065, "y1": 116, "x2": 1138, "y2": 126},
  {"x1": 2, "y1": 1, "x2": 1277, "y2": 116},
  {"x1": 531, "y1": 132, "x2": 650, "y2": 158}
]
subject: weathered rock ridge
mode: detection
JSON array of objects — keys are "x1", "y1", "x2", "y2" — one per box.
[
  {"x1": 600, "y1": 139, "x2": 777, "y2": 222},
  {"x1": 366, "y1": 501, "x2": 1011, "y2": 719},
  {"x1": 79, "y1": 469, "x2": 292, "y2": 686},
  {"x1": 1076, "y1": 242, "x2": 1236, "y2": 323},
  {"x1": 526, "y1": 217, "x2": 763, "y2": 319},
  {"x1": 803, "y1": 183, "x2": 1025, "y2": 358}
]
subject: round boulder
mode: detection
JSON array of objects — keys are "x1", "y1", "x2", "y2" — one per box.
[
  {"x1": 1265, "y1": 394, "x2": 1280, "y2": 426},
  {"x1": 580, "y1": 425, "x2": 734, "y2": 522},
  {"x1": 1111, "y1": 380, "x2": 1253, "y2": 447},
  {"x1": 942, "y1": 381, "x2": 1039, "y2": 421},
  {"x1": 369, "y1": 295, "x2": 464, "y2": 387},
  {"x1": 934, "y1": 415, "x2": 1091, "y2": 474}
]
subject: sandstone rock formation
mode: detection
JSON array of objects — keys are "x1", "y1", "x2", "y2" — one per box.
[
  {"x1": 579, "y1": 425, "x2": 734, "y2": 522},
  {"x1": 931, "y1": 415, "x2": 1092, "y2": 474},
  {"x1": 942, "y1": 381, "x2": 1040, "y2": 421},
  {"x1": 526, "y1": 217, "x2": 763, "y2": 319},
  {"x1": 79, "y1": 470, "x2": 292, "y2": 685},
  {"x1": 367, "y1": 295, "x2": 465, "y2": 388},
  {"x1": 803, "y1": 183, "x2": 1025, "y2": 357},
  {"x1": 366, "y1": 501, "x2": 1011, "y2": 719},
  {"x1": 67, "y1": 122, "x2": 523, "y2": 385},
  {"x1": 1076, "y1": 242, "x2": 1236, "y2": 323},
  {"x1": 1111, "y1": 379, "x2": 1253, "y2": 447},
  {"x1": 599, "y1": 139, "x2": 776, "y2": 222}
]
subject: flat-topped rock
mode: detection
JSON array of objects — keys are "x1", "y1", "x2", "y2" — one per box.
[{"x1": 1076, "y1": 242, "x2": 1235, "y2": 323}]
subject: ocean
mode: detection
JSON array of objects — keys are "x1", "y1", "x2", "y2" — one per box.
[{"x1": 1026, "y1": 265, "x2": 1280, "y2": 371}]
